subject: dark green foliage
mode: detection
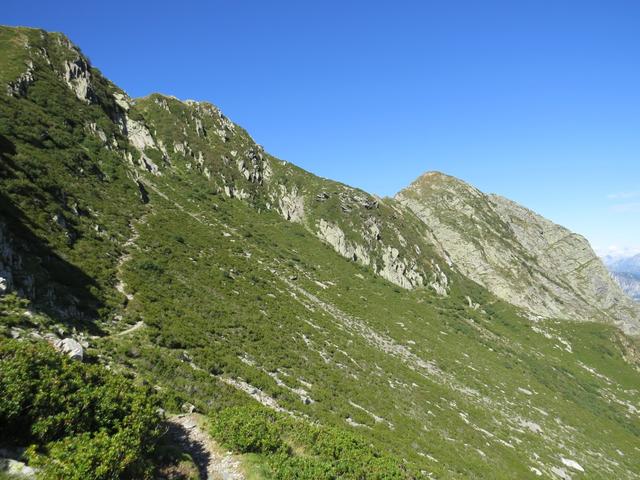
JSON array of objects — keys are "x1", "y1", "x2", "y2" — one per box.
[
  {"x1": 210, "y1": 405, "x2": 415, "y2": 479},
  {"x1": 210, "y1": 405, "x2": 283, "y2": 454},
  {"x1": 0, "y1": 339, "x2": 161, "y2": 479},
  {"x1": 0, "y1": 27, "x2": 144, "y2": 327}
]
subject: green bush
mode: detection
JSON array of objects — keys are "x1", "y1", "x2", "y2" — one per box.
[
  {"x1": 0, "y1": 339, "x2": 161, "y2": 479},
  {"x1": 209, "y1": 405, "x2": 414, "y2": 479},
  {"x1": 210, "y1": 405, "x2": 283, "y2": 454},
  {"x1": 28, "y1": 429, "x2": 153, "y2": 480}
]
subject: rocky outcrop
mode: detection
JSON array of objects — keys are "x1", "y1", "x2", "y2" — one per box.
[
  {"x1": 6, "y1": 60, "x2": 35, "y2": 97},
  {"x1": 315, "y1": 218, "x2": 438, "y2": 291},
  {"x1": 63, "y1": 57, "x2": 93, "y2": 102},
  {"x1": 0, "y1": 457, "x2": 36, "y2": 479},
  {"x1": 378, "y1": 245, "x2": 424, "y2": 289},
  {"x1": 237, "y1": 147, "x2": 271, "y2": 185},
  {"x1": 53, "y1": 337, "x2": 84, "y2": 361},
  {"x1": 278, "y1": 185, "x2": 305, "y2": 222},
  {"x1": 396, "y1": 172, "x2": 640, "y2": 334},
  {"x1": 123, "y1": 118, "x2": 164, "y2": 175},
  {"x1": 317, "y1": 219, "x2": 371, "y2": 266},
  {"x1": 0, "y1": 222, "x2": 16, "y2": 295},
  {"x1": 125, "y1": 117, "x2": 156, "y2": 152},
  {"x1": 0, "y1": 222, "x2": 37, "y2": 300},
  {"x1": 428, "y1": 261, "x2": 449, "y2": 296}
]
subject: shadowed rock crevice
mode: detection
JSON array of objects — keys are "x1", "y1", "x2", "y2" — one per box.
[{"x1": 0, "y1": 190, "x2": 104, "y2": 334}]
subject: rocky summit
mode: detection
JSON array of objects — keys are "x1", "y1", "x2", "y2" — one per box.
[
  {"x1": 1, "y1": 26, "x2": 640, "y2": 480},
  {"x1": 396, "y1": 172, "x2": 640, "y2": 335}
]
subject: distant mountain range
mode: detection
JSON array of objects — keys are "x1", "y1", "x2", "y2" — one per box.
[
  {"x1": 603, "y1": 254, "x2": 640, "y2": 301},
  {"x1": 603, "y1": 253, "x2": 640, "y2": 275},
  {"x1": 611, "y1": 272, "x2": 640, "y2": 301}
]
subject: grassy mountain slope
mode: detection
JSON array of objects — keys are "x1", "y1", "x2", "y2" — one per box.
[{"x1": 1, "y1": 26, "x2": 640, "y2": 479}]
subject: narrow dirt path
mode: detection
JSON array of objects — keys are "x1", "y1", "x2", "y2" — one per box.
[
  {"x1": 114, "y1": 320, "x2": 145, "y2": 336},
  {"x1": 166, "y1": 414, "x2": 244, "y2": 480},
  {"x1": 114, "y1": 213, "x2": 147, "y2": 302}
]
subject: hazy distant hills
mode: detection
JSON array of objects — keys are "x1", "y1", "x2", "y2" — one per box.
[
  {"x1": 611, "y1": 272, "x2": 640, "y2": 301},
  {"x1": 604, "y1": 254, "x2": 640, "y2": 302},
  {"x1": 604, "y1": 253, "x2": 640, "y2": 275}
]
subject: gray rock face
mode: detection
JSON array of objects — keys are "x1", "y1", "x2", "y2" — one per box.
[
  {"x1": 238, "y1": 147, "x2": 271, "y2": 185},
  {"x1": 63, "y1": 57, "x2": 93, "y2": 102},
  {"x1": 124, "y1": 117, "x2": 163, "y2": 175},
  {"x1": 378, "y1": 245, "x2": 424, "y2": 289},
  {"x1": 278, "y1": 185, "x2": 305, "y2": 222},
  {"x1": 0, "y1": 458, "x2": 36, "y2": 479},
  {"x1": 54, "y1": 338, "x2": 84, "y2": 361},
  {"x1": 6, "y1": 60, "x2": 35, "y2": 97},
  {"x1": 315, "y1": 218, "x2": 439, "y2": 291},
  {"x1": 317, "y1": 219, "x2": 372, "y2": 266},
  {"x1": 396, "y1": 172, "x2": 640, "y2": 335}
]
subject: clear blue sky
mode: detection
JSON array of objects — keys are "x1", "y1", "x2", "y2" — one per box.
[{"x1": 4, "y1": 0, "x2": 640, "y2": 255}]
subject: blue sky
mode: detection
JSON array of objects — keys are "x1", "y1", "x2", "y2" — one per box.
[{"x1": 4, "y1": 0, "x2": 640, "y2": 256}]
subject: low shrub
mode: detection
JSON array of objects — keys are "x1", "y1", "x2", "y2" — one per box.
[
  {"x1": 0, "y1": 338, "x2": 161, "y2": 479},
  {"x1": 209, "y1": 404, "x2": 415, "y2": 479},
  {"x1": 209, "y1": 405, "x2": 283, "y2": 454}
]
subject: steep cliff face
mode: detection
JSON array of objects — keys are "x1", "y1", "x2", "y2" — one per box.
[{"x1": 396, "y1": 172, "x2": 640, "y2": 334}]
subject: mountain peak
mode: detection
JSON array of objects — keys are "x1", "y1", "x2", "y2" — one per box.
[
  {"x1": 408, "y1": 170, "x2": 464, "y2": 186},
  {"x1": 396, "y1": 171, "x2": 483, "y2": 204},
  {"x1": 396, "y1": 170, "x2": 640, "y2": 335}
]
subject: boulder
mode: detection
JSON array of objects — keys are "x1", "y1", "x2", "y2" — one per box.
[
  {"x1": 0, "y1": 458, "x2": 36, "y2": 479},
  {"x1": 54, "y1": 338, "x2": 84, "y2": 361}
]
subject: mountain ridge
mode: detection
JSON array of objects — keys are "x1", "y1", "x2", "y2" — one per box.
[
  {"x1": 395, "y1": 171, "x2": 640, "y2": 335},
  {"x1": 2, "y1": 25, "x2": 640, "y2": 479}
]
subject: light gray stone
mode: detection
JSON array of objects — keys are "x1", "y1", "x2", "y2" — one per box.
[
  {"x1": 0, "y1": 458, "x2": 36, "y2": 479},
  {"x1": 396, "y1": 172, "x2": 640, "y2": 335},
  {"x1": 54, "y1": 338, "x2": 84, "y2": 361}
]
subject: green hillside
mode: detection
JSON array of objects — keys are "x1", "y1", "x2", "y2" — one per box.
[{"x1": 1, "y1": 26, "x2": 640, "y2": 479}]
